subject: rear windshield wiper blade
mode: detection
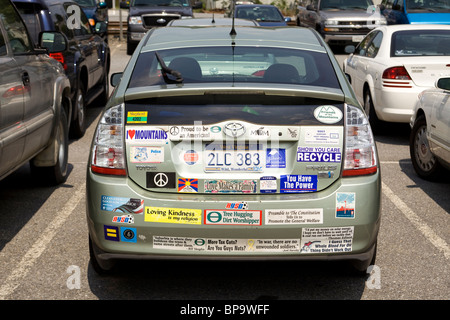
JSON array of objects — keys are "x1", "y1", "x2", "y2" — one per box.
[{"x1": 155, "y1": 52, "x2": 183, "y2": 84}]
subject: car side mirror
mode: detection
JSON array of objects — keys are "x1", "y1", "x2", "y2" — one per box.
[
  {"x1": 437, "y1": 77, "x2": 450, "y2": 91},
  {"x1": 38, "y1": 31, "x2": 67, "y2": 53},
  {"x1": 120, "y1": 1, "x2": 130, "y2": 9},
  {"x1": 285, "y1": 17, "x2": 291, "y2": 22},
  {"x1": 111, "y1": 72, "x2": 123, "y2": 87},
  {"x1": 345, "y1": 45, "x2": 355, "y2": 54}
]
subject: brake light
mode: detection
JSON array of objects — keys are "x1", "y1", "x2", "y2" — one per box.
[
  {"x1": 343, "y1": 105, "x2": 378, "y2": 177},
  {"x1": 382, "y1": 66, "x2": 411, "y2": 80},
  {"x1": 91, "y1": 104, "x2": 126, "y2": 176},
  {"x1": 49, "y1": 52, "x2": 67, "y2": 70}
]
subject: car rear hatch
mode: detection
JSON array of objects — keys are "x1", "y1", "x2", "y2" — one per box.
[
  {"x1": 124, "y1": 88, "x2": 345, "y2": 195},
  {"x1": 403, "y1": 60, "x2": 450, "y2": 87}
]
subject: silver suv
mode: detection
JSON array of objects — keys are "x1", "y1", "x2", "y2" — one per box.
[
  {"x1": 0, "y1": 0, "x2": 71, "y2": 184},
  {"x1": 296, "y1": 0, "x2": 387, "y2": 47}
]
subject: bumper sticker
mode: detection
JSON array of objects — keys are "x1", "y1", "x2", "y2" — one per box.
[
  {"x1": 145, "y1": 207, "x2": 202, "y2": 225},
  {"x1": 336, "y1": 192, "x2": 356, "y2": 218},
  {"x1": 204, "y1": 209, "x2": 262, "y2": 225},
  {"x1": 265, "y1": 208, "x2": 323, "y2": 225},
  {"x1": 153, "y1": 236, "x2": 300, "y2": 253},
  {"x1": 101, "y1": 196, "x2": 144, "y2": 214},
  {"x1": 280, "y1": 175, "x2": 317, "y2": 193},
  {"x1": 300, "y1": 227, "x2": 354, "y2": 253}
]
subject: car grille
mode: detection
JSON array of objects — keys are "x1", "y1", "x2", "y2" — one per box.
[
  {"x1": 336, "y1": 21, "x2": 373, "y2": 34},
  {"x1": 142, "y1": 14, "x2": 181, "y2": 28}
]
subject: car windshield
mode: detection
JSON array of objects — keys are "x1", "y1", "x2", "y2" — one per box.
[
  {"x1": 235, "y1": 6, "x2": 284, "y2": 22},
  {"x1": 128, "y1": 46, "x2": 340, "y2": 88},
  {"x1": 391, "y1": 30, "x2": 450, "y2": 56},
  {"x1": 320, "y1": 0, "x2": 374, "y2": 10},
  {"x1": 131, "y1": 0, "x2": 191, "y2": 7},
  {"x1": 406, "y1": 0, "x2": 450, "y2": 12}
]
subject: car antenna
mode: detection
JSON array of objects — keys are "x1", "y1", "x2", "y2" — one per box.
[
  {"x1": 155, "y1": 51, "x2": 183, "y2": 84},
  {"x1": 230, "y1": 0, "x2": 236, "y2": 35}
]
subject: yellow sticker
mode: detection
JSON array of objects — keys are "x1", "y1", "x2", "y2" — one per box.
[
  {"x1": 145, "y1": 207, "x2": 202, "y2": 225},
  {"x1": 127, "y1": 111, "x2": 148, "y2": 123}
]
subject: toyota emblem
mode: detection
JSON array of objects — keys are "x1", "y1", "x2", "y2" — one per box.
[{"x1": 224, "y1": 122, "x2": 246, "y2": 138}]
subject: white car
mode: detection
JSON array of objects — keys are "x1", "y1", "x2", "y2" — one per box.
[
  {"x1": 410, "y1": 77, "x2": 450, "y2": 180},
  {"x1": 343, "y1": 24, "x2": 450, "y2": 132}
]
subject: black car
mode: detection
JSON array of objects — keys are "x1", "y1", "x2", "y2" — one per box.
[
  {"x1": 0, "y1": 0, "x2": 72, "y2": 184},
  {"x1": 14, "y1": 0, "x2": 110, "y2": 138},
  {"x1": 73, "y1": 0, "x2": 109, "y2": 42}
]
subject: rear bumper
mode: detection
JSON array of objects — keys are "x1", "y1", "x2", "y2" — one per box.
[{"x1": 86, "y1": 169, "x2": 381, "y2": 266}]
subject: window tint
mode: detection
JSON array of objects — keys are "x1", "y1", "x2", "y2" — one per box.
[
  {"x1": 49, "y1": 4, "x2": 75, "y2": 40},
  {"x1": 14, "y1": 3, "x2": 42, "y2": 44},
  {"x1": 366, "y1": 31, "x2": 383, "y2": 58},
  {"x1": 64, "y1": 3, "x2": 92, "y2": 36},
  {"x1": 129, "y1": 46, "x2": 340, "y2": 89},
  {"x1": 392, "y1": 30, "x2": 450, "y2": 56},
  {"x1": 354, "y1": 31, "x2": 377, "y2": 56},
  {"x1": 0, "y1": 27, "x2": 6, "y2": 56},
  {"x1": 0, "y1": 0, "x2": 33, "y2": 54}
]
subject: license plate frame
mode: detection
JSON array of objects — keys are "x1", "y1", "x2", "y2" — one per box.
[{"x1": 204, "y1": 142, "x2": 265, "y2": 172}]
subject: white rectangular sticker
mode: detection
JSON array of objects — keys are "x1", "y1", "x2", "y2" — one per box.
[
  {"x1": 130, "y1": 146, "x2": 164, "y2": 163},
  {"x1": 265, "y1": 208, "x2": 323, "y2": 225},
  {"x1": 153, "y1": 236, "x2": 300, "y2": 253},
  {"x1": 304, "y1": 127, "x2": 340, "y2": 145},
  {"x1": 300, "y1": 227, "x2": 354, "y2": 254},
  {"x1": 204, "y1": 209, "x2": 262, "y2": 226}
]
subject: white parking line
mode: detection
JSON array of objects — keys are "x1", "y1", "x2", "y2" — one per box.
[
  {"x1": 382, "y1": 182, "x2": 450, "y2": 260},
  {"x1": 0, "y1": 184, "x2": 86, "y2": 300}
]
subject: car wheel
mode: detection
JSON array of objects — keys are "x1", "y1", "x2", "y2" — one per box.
[
  {"x1": 31, "y1": 108, "x2": 69, "y2": 185},
  {"x1": 89, "y1": 235, "x2": 116, "y2": 275},
  {"x1": 364, "y1": 91, "x2": 383, "y2": 133},
  {"x1": 70, "y1": 83, "x2": 86, "y2": 139},
  {"x1": 409, "y1": 114, "x2": 444, "y2": 180}
]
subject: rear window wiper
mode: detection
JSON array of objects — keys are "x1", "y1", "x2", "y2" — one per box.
[{"x1": 155, "y1": 52, "x2": 183, "y2": 84}]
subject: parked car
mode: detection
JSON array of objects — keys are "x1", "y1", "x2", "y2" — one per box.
[
  {"x1": 230, "y1": 4, "x2": 291, "y2": 26},
  {"x1": 73, "y1": 0, "x2": 109, "y2": 42},
  {"x1": 86, "y1": 24, "x2": 381, "y2": 274},
  {"x1": 13, "y1": 0, "x2": 110, "y2": 138},
  {"x1": 380, "y1": 0, "x2": 450, "y2": 25},
  {"x1": 120, "y1": 0, "x2": 203, "y2": 55},
  {"x1": 343, "y1": 24, "x2": 450, "y2": 132},
  {"x1": 410, "y1": 77, "x2": 450, "y2": 180},
  {"x1": 0, "y1": 0, "x2": 71, "y2": 184},
  {"x1": 296, "y1": 0, "x2": 387, "y2": 47}
]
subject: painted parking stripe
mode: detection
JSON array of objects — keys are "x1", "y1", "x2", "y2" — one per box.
[{"x1": 382, "y1": 182, "x2": 450, "y2": 260}]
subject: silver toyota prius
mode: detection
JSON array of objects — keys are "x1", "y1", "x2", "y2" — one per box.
[{"x1": 86, "y1": 24, "x2": 381, "y2": 274}]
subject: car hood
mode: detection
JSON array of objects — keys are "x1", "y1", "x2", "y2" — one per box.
[
  {"x1": 320, "y1": 10, "x2": 382, "y2": 20},
  {"x1": 130, "y1": 6, "x2": 193, "y2": 17},
  {"x1": 406, "y1": 13, "x2": 450, "y2": 24}
]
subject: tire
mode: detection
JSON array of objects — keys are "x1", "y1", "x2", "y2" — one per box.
[
  {"x1": 89, "y1": 235, "x2": 116, "y2": 275},
  {"x1": 127, "y1": 42, "x2": 136, "y2": 55},
  {"x1": 364, "y1": 91, "x2": 383, "y2": 133},
  {"x1": 409, "y1": 114, "x2": 444, "y2": 180},
  {"x1": 31, "y1": 108, "x2": 69, "y2": 185},
  {"x1": 70, "y1": 82, "x2": 86, "y2": 139}
]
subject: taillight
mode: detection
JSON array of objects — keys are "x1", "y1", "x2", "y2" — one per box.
[
  {"x1": 382, "y1": 66, "x2": 412, "y2": 88},
  {"x1": 91, "y1": 103, "x2": 126, "y2": 176},
  {"x1": 343, "y1": 105, "x2": 378, "y2": 177},
  {"x1": 49, "y1": 52, "x2": 67, "y2": 70}
]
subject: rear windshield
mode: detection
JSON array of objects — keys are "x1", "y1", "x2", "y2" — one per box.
[
  {"x1": 391, "y1": 30, "x2": 450, "y2": 57},
  {"x1": 128, "y1": 46, "x2": 340, "y2": 89}
]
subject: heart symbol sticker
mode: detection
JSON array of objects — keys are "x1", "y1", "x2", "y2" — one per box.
[{"x1": 128, "y1": 129, "x2": 135, "y2": 140}]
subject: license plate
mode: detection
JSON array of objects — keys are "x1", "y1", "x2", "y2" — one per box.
[{"x1": 204, "y1": 143, "x2": 264, "y2": 172}]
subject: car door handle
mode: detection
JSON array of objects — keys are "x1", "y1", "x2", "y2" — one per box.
[{"x1": 22, "y1": 71, "x2": 30, "y2": 86}]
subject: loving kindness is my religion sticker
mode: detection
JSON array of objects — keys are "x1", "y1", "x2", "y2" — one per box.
[{"x1": 314, "y1": 106, "x2": 343, "y2": 124}]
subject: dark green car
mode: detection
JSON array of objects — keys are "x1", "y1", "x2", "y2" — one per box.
[{"x1": 87, "y1": 24, "x2": 381, "y2": 273}]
